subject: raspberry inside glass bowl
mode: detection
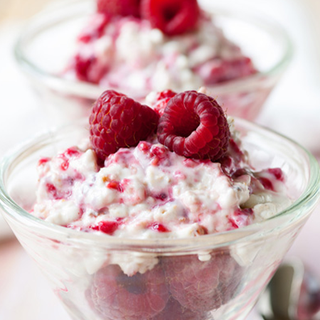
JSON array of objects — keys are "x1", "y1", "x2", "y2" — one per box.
[
  {"x1": 14, "y1": 0, "x2": 293, "y2": 124},
  {"x1": 0, "y1": 118, "x2": 319, "y2": 320}
]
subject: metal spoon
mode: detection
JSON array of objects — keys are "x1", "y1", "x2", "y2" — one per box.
[{"x1": 258, "y1": 258, "x2": 320, "y2": 320}]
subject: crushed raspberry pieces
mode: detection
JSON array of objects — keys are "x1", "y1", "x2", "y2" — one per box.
[
  {"x1": 138, "y1": 142, "x2": 170, "y2": 165},
  {"x1": 46, "y1": 183, "x2": 63, "y2": 200},
  {"x1": 91, "y1": 220, "x2": 120, "y2": 234},
  {"x1": 156, "y1": 89, "x2": 177, "y2": 101},
  {"x1": 153, "y1": 90, "x2": 176, "y2": 117},
  {"x1": 150, "y1": 145, "x2": 170, "y2": 165},
  {"x1": 57, "y1": 147, "x2": 81, "y2": 171},
  {"x1": 229, "y1": 208, "x2": 253, "y2": 229},
  {"x1": 183, "y1": 158, "x2": 200, "y2": 168},
  {"x1": 107, "y1": 180, "x2": 124, "y2": 192},
  {"x1": 148, "y1": 222, "x2": 169, "y2": 232},
  {"x1": 154, "y1": 192, "x2": 167, "y2": 201},
  {"x1": 268, "y1": 168, "x2": 284, "y2": 181},
  {"x1": 46, "y1": 183, "x2": 71, "y2": 200},
  {"x1": 157, "y1": 90, "x2": 230, "y2": 161},
  {"x1": 60, "y1": 161, "x2": 69, "y2": 171},
  {"x1": 138, "y1": 141, "x2": 151, "y2": 152},
  {"x1": 73, "y1": 53, "x2": 106, "y2": 84},
  {"x1": 78, "y1": 13, "x2": 110, "y2": 43},
  {"x1": 219, "y1": 139, "x2": 245, "y2": 176},
  {"x1": 141, "y1": 0, "x2": 200, "y2": 35},
  {"x1": 46, "y1": 183, "x2": 57, "y2": 197},
  {"x1": 64, "y1": 147, "x2": 81, "y2": 157},
  {"x1": 150, "y1": 145, "x2": 167, "y2": 158},
  {"x1": 38, "y1": 157, "x2": 50, "y2": 166},
  {"x1": 259, "y1": 177, "x2": 274, "y2": 191}
]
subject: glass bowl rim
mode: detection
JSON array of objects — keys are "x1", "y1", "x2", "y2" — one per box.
[
  {"x1": 13, "y1": 0, "x2": 294, "y2": 99},
  {"x1": 0, "y1": 117, "x2": 319, "y2": 251}
]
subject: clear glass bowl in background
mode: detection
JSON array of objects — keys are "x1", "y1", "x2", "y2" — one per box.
[
  {"x1": 0, "y1": 118, "x2": 319, "y2": 320},
  {"x1": 14, "y1": 0, "x2": 293, "y2": 125}
]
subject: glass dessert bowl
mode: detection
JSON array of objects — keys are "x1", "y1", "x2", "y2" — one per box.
[
  {"x1": 0, "y1": 116, "x2": 319, "y2": 320},
  {"x1": 14, "y1": 0, "x2": 293, "y2": 124}
]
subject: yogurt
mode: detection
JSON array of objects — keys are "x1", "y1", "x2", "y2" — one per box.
[
  {"x1": 65, "y1": 11, "x2": 256, "y2": 98},
  {"x1": 32, "y1": 118, "x2": 291, "y2": 242}
]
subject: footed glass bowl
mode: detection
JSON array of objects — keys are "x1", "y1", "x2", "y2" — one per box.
[
  {"x1": 0, "y1": 118, "x2": 319, "y2": 320},
  {"x1": 14, "y1": 0, "x2": 292, "y2": 124}
]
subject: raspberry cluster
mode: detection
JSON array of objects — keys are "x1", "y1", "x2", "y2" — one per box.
[
  {"x1": 86, "y1": 252, "x2": 242, "y2": 319},
  {"x1": 96, "y1": 0, "x2": 200, "y2": 35},
  {"x1": 89, "y1": 89, "x2": 230, "y2": 164}
]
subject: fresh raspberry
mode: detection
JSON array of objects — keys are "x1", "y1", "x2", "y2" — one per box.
[
  {"x1": 89, "y1": 90, "x2": 159, "y2": 162},
  {"x1": 141, "y1": 0, "x2": 200, "y2": 36},
  {"x1": 97, "y1": 0, "x2": 141, "y2": 18},
  {"x1": 157, "y1": 91, "x2": 230, "y2": 161},
  {"x1": 87, "y1": 264, "x2": 169, "y2": 319},
  {"x1": 153, "y1": 90, "x2": 176, "y2": 117},
  {"x1": 163, "y1": 252, "x2": 242, "y2": 312},
  {"x1": 152, "y1": 297, "x2": 208, "y2": 320}
]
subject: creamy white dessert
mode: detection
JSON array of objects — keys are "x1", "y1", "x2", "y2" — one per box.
[
  {"x1": 65, "y1": 12, "x2": 256, "y2": 98},
  {"x1": 32, "y1": 119, "x2": 290, "y2": 240}
]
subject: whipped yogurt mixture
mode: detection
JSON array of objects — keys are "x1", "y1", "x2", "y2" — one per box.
[
  {"x1": 65, "y1": 12, "x2": 256, "y2": 98},
  {"x1": 32, "y1": 119, "x2": 291, "y2": 241}
]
